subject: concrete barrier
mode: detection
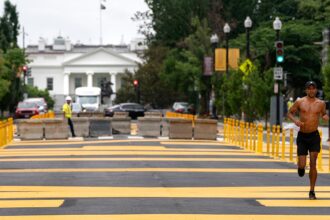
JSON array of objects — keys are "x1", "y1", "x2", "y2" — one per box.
[
  {"x1": 89, "y1": 118, "x2": 112, "y2": 137},
  {"x1": 161, "y1": 118, "x2": 169, "y2": 137},
  {"x1": 194, "y1": 119, "x2": 217, "y2": 140},
  {"x1": 137, "y1": 117, "x2": 162, "y2": 137},
  {"x1": 44, "y1": 118, "x2": 69, "y2": 139},
  {"x1": 71, "y1": 117, "x2": 90, "y2": 137},
  {"x1": 17, "y1": 119, "x2": 44, "y2": 140},
  {"x1": 111, "y1": 117, "x2": 131, "y2": 134},
  {"x1": 78, "y1": 112, "x2": 92, "y2": 117},
  {"x1": 168, "y1": 118, "x2": 192, "y2": 139},
  {"x1": 144, "y1": 111, "x2": 162, "y2": 118},
  {"x1": 114, "y1": 112, "x2": 129, "y2": 118},
  {"x1": 91, "y1": 112, "x2": 104, "y2": 118}
]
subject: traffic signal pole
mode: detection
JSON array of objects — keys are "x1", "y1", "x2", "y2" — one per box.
[{"x1": 276, "y1": 30, "x2": 280, "y2": 127}]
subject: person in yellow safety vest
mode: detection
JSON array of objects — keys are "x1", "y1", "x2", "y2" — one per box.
[
  {"x1": 287, "y1": 97, "x2": 294, "y2": 110},
  {"x1": 62, "y1": 96, "x2": 76, "y2": 137}
]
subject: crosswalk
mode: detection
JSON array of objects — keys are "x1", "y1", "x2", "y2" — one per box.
[{"x1": 0, "y1": 139, "x2": 330, "y2": 219}]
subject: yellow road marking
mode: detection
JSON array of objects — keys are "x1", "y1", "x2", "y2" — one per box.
[
  {"x1": 0, "y1": 158, "x2": 282, "y2": 162},
  {"x1": 257, "y1": 199, "x2": 330, "y2": 207},
  {"x1": 9, "y1": 139, "x2": 225, "y2": 146},
  {"x1": 161, "y1": 142, "x2": 234, "y2": 146},
  {"x1": 0, "y1": 151, "x2": 256, "y2": 157},
  {"x1": 0, "y1": 215, "x2": 330, "y2": 220},
  {"x1": 0, "y1": 186, "x2": 330, "y2": 199},
  {"x1": 0, "y1": 168, "x2": 297, "y2": 173},
  {"x1": 0, "y1": 200, "x2": 64, "y2": 208},
  {"x1": 1, "y1": 215, "x2": 330, "y2": 220},
  {"x1": 3, "y1": 146, "x2": 243, "y2": 152}
]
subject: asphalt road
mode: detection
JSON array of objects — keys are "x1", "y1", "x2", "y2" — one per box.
[{"x1": 0, "y1": 139, "x2": 330, "y2": 219}]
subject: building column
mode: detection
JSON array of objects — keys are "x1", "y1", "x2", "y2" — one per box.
[
  {"x1": 63, "y1": 72, "x2": 70, "y2": 95},
  {"x1": 110, "y1": 73, "x2": 116, "y2": 103},
  {"x1": 87, "y1": 72, "x2": 94, "y2": 87}
]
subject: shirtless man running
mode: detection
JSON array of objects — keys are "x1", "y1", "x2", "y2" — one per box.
[{"x1": 287, "y1": 81, "x2": 329, "y2": 199}]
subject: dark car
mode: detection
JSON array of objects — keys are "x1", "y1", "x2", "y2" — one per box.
[
  {"x1": 15, "y1": 101, "x2": 40, "y2": 118},
  {"x1": 104, "y1": 103, "x2": 145, "y2": 119}
]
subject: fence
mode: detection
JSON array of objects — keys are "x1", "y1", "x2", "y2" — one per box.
[
  {"x1": 0, "y1": 118, "x2": 14, "y2": 148},
  {"x1": 224, "y1": 118, "x2": 328, "y2": 172}
]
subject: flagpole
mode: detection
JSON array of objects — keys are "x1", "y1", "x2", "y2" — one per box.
[{"x1": 99, "y1": 0, "x2": 103, "y2": 45}]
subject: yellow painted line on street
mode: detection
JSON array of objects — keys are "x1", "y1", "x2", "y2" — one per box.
[
  {"x1": 0, "y1": 199, "x2": 64, "y2": 208},
  {"x1": 83, "y1": 146, "x2": 243, "y2": 152},
  {"x1": 9, "y1": 139, "x2": 225, "y2": 146},
  {"x1": 257, "y1": 199, "x2": 330, "y2": 207},
  {"x1": 0, "y1": 168, "x2": 297, "y2": 173},
  {"x1": 161, "y1": 142, "x2": 233, "y2": 146},
  {"x1": 0, "y1": 158, "x2": 282, "y2": 162},
  {"x1": 3, "y1": 146, "x2": 244, "y2": 152},
  {"x1": 1, "y1": 215, "x2": 330, "y2": 220},
  {"x1": 0, "y1": 151, "x2": 256, "y2": 157},
  {"x1": 1, "y1": 186, "x2": 330, "y2": 199}
]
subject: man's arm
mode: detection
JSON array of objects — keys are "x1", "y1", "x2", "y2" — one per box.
[
  {"x1": 287, "y1": 100, "x2": 304, "y2": 127},
  {"x1": 321, "y1": 101, "x2": 329, "y2": 121}
]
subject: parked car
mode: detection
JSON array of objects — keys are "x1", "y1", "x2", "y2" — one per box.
[
  {"x1": 24, "y1": 97, "x2": 48, "y2": 113},
  {"x1": 172, "y1": 102, "x2": 189, "y2": 113},
  {"x1": 104, "y1": 103, "x2": 145, "y2": 119},
  {"x1": 15, "y1": 101, "x2": 40, "y2": 118}
]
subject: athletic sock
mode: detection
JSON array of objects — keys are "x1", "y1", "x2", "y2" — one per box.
[{"x1": 298, "y1": 168, "x2": 305, "y2": 177}]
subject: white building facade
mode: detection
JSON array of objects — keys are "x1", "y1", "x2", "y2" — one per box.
[{"x1": 26, "y1": 36, "x2": 145, "y2": 111}]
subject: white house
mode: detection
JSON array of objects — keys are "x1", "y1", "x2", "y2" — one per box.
[{"x1": 25, "y1": 36, "x2": 146, "y2": 111}]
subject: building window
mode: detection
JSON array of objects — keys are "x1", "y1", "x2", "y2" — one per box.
[
  {"x1": 27, "y1": 78, "x2": 34, "y2": 87},
  {"x1": 47, "y1": 78, "x2": 53, "y2": 90},
  {"x1": 75, "y1": 77, "x2": 82, "y2": 89}
]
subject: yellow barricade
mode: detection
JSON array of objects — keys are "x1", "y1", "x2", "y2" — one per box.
[
  {"x1": 0, "y1": 118, "x2": 14, "y2": 148},
  {"x1": 31, "y1": 111, "x2": 55, "y2": 119}
]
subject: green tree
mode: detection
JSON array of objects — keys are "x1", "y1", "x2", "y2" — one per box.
[{"x1": 0, "y1": 0, "x2": 20, "y2": 51}]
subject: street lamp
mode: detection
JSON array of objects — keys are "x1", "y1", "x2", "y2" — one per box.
[
  {"x1": 273, "y1": 16, "x2": 282, "y2": 126},
  {"x1": 244, "y1": 16, "x2": 252, "y2": 59},
  {"x1": 210, "y1": 33, "x2": 219, "y2": 118},
  {"x1": 223, "y1": 23, "x2": 231, "y2": 78}
]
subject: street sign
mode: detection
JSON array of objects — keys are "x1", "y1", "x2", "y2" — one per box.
[
  {"x1": 203, "y1": 56, "x2": 213, "y2": 76},
  {"x1": 273, "y1": 67, "x2": 283, "y2": 80}
]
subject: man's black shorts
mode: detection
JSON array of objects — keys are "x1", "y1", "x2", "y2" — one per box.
[{"x1": 297, "y1": 130, "x2": 320, "y2": 156}]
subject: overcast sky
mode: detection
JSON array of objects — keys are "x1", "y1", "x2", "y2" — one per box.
[{"x1": 0, "y1": 0, "x2": 150, "y2": 46}]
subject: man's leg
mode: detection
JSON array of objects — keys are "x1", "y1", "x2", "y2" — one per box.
[
  {"x1": 298, "y1": 155, "x2": 306, "y2": 177},
  {"x1": 68, "y1": 118, "x2": 76, "y2": 137},
  {"x1": 309, "y1": 152, "x2": 318, "y2": 192}
]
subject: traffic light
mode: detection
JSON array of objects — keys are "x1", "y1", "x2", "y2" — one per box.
[
  {"x1": 133, "y1": 79, "x2": 139, "y2": 88},
  {"x1": 275, "y1": 41, "x2": 284, "y2": 63},
  {"x1": 22, "y1": 66, "x2": 28, "y2": 76}
]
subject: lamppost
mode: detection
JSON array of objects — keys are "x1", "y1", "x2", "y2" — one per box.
[
  {"x1": 244, "y1": 16, "x2": 252, "y2": 59},
  {"x1": 223, "y1": 23, "x2": 231, "y2": 78},
  {"x1": 273, "y1": 16, "x2": 282, "y2": 126},
  {"x1": 210, "y1": 33, "x2": 219, "y2": 118}
]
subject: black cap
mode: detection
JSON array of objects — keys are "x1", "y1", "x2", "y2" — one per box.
[{"x1": 305, "y1": 81, "x2": 317, "y2": 88}]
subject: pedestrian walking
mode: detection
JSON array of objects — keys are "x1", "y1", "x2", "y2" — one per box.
[
  {"x1": 63, "y1": 96, "x2": 76, "y2": 137},
  {"x1": 287, "y1": 81, "x2": 329, "y2": 199}
]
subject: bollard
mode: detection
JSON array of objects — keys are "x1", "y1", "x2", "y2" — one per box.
[
  {"x1": 0, "y1": 121, "x2": 3, "y2": 147},
  {"x1": 257, "y1": 124, "x2": 263, "y2": 153},
  {"x1": 271, "y1": 125, "x2": 276, "y2": 157},
  {"x1": 282, "y1": 128, "x2": 286, "y2": 160},
  {"x1": 245, "y1": 122, "x2": 249, "y2": 149},
  {"x1": 318, "y1": 130, "x2": 323, "y2": 171},
  {"x1": 249, "y1": 123, "x2": 253, "y2": 150},
  {"x1": 224, "y1": 118, "x2": 227, "y2": 141},
  {"x1": 276, "y1": 125, "x2": 280, "y2": 158},
  {"x1": 266, "y1": 125, "x2": 270, "y2": 155},
  {"x1": 252, "y1": 123, "x2": 257, "y2": 151},
  {"x1": 289, "y1": 129, "x2": 294, "y2": 162},
  {"x1": 3, "y1": 120, "x2": 7, "y2": 146}
]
